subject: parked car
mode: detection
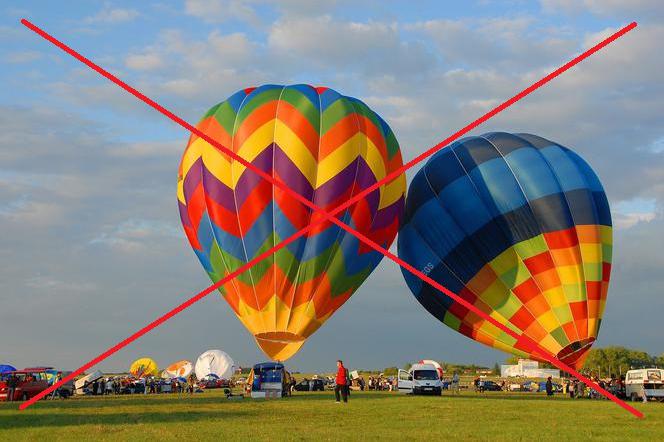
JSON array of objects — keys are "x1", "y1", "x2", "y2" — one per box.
[
  {"x1": 294, "y1": 379, "x2": 325, "y2": 392},
  {"x1": 201, "y1": 377, "x2": 231, "y2": 389},
  {"x1": 397, "y1": 363, "x2": 443, "y2": 395},
  {"x1": 482, "y1": 380, "x2": 503, "y2": 391},
  {"x1": 0, "y1": 368, "x2": 51, "y2": 401}
]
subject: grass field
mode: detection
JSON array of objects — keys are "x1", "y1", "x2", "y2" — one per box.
[{"x1": 1, "y1": 390, "x2": 662, "y2": 441}]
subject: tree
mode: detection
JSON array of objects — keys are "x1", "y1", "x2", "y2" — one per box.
[
  {"x1": 383, "y1": 367, "x2": 399, "y2": 376},
  {"x1": 583, "y1": 346, "x2": 658, "y2": 376},
  {"x1": 493, "y1": 362, "x2": 501, "y2": 374}
]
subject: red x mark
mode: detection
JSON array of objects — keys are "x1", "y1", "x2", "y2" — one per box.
[{"x1": 20, "y1": 19, "x2": 640, "y2": 417}]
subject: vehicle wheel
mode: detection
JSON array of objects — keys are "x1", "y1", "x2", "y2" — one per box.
[{"x1": 21, "y1": 393, "x2": 29, "y2": 401}]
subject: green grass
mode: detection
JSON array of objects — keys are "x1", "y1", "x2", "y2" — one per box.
[{"x1": 1, "y1": 390, "x2": 662, "y2": 441}]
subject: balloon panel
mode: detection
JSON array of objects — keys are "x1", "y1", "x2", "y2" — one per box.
[
  {"x1": 130, "y1": 357, "x2": 159, "y2": 378},
  {"x1": 398, "y1": 132, "x2": 611, "y2": 369},
  {"x1": 195, "y1": 350, "x2": 234, "y2": 380},
  {"x1": 178, "y1": 85, "x2": 406, "y2": 360},
  {"x1": 164, "y1": 360, "x2": 193, "y2": 379}
]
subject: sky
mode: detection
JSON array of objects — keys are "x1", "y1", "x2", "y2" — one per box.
[{"x1": 0, "y1": 0, "x2": 662, "y2": 373}]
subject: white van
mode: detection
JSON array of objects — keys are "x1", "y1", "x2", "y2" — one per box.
[
  {"x1": 397, "y1": 363, "x2": 443, "y2": 395},
  {"x1": 625, "y1": 368, "x2": 664, "y2": 402}
]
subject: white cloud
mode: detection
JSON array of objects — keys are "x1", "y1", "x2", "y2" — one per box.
[
  {"x1": 409, "y1": 16, "x2": 576, "y2": 70},
  {"x1": 25, "y1": 276, "x2": 96, "y2": 292},
  {"x1": 184, "y1": 0, "x2": 259, "y2": 25},
  {"x1": 84, "y1": 6, "x2": 139, "y2": 24},
  {"x1": 540, "y1": 0, "x2": 663, "y2": 19},
  {"x1": 268, "y1": 15, "x2": 434, "y2": 76},
  {"x1": 90, "y1": 219, "x2": 181, "y2": 253},
  {"x1": 5, "y1": 50, "x2": 41, "y2": 64},
  {"x1": 125, "y1": 52, "x2": 164, "y2": 71}
]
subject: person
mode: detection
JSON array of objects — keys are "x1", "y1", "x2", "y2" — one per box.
[
  {"x1": 7, "y1": 374, "x2": 18, "y2": 402},
  {"x1": 452, "y1": 372, "x2": 460, "y2": 395},
  {"x1": 478, "y1": 377, "x2": 485, "y2": 393},
  {"x1": 187, "y1": 373, "x2": 196, "y2": 394},
  {"x1": 51, "y1": 372, "x2": 63, "y2": 399},
  {"x1": 545, "y1": 376, "x2": 554, "y2": 397},
  {"x1": 289, "y1": 377, "x2": 296, "y2": 395},
  {"x1": 106, "y1": 378, "x2": 114, "y2": 395},
  {"x1": 334, "y1": 360, "x2": 348, "y2": 403}
]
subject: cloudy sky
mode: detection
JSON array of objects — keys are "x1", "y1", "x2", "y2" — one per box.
[{"x1": 1, "y1": 0, "x2": 662, "y2": 373}]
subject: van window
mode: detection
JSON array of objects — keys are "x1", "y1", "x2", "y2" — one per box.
[
  {"x1": 647, "y1": 370, "x2": 662, "y2": 381},
  {"x1": 414, "y1": 370, "x2": 438, "y2": 380},
  {"x1": 628, "y1": 372, "x2": 643, "y2": 381}
]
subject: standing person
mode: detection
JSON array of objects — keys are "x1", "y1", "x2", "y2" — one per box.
[
  {"x1": 545, "y1": 377, "x2": 554, "y2": 397},
  {"x1": 452, "y1": 372, "x2": 460, "y2": 395},
  {"x1": 334, "y1": 360, "x2": 348, "y2": 403},
  {"x1": 6, "y1": 374, "x2": 17, "y2": 402},
  {"x1": 51, "y1": 372, "x2": 63, "y2": 399},
  {"x1": 187, "y1": 373, "x2": 196, "y2": 394}
]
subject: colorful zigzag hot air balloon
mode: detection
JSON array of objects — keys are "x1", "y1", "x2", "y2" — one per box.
[
  {"x1": 398, "y1": 132, "x2": 611, "y2": 369},
  {"x1": 178, "y1": 84, "x2": 406, "y2": 361}
]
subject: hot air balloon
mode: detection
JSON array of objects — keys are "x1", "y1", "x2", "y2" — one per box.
[
  {"x1": 178, "y1": 84, "x2": 406, "y2": 360},
  {"x1": 130, "y1": 357, "x2": 159, "y2": 378},
  {"x1": 0, "y1": 364, "x2": 16, "y2": 374},
  {"x1": 398, "y1": 132, "x2": 611, "y2": 369},
  {"x1": 162, "y1": 360, "x2": 193, "y2": 379},
  {"x1": 195, "y1": 350, "x2": 234, "y2": 380}
]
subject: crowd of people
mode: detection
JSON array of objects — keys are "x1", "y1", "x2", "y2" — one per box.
[
  {"x1": 80, "y1": 373, "x2": 213, "y2": 396},
  {"x1": 366, "y1": 376, "x2": 397, "y2": 391}
]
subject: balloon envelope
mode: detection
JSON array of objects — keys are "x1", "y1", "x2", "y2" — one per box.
[
  {"x1": 130, "y1": 357, "x2": 159, "y2": 378},
  {"x1": 195, "y1": 350, "x2": 234, "y2": 380},
  {"x1": 0, "y1": 365, "x2": 16, "y2": 374},
  {"x1": 162, "y1": 360, "x2": 193, "y2": 379},
  {"x1": 177, "y1": 84, "x2": 406, "y2": 360},
  {"x1": 398, "y1": 133, "x2": 612, "y2": 369}
]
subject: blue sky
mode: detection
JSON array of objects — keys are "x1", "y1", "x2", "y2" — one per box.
[{"x1": 1, "y1": 1, "x2": 662, "y2": 373}]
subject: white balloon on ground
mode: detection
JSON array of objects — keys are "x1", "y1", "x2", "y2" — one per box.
[{"x1": 195, "y1": 349, "x2": 234, "y2": 380}]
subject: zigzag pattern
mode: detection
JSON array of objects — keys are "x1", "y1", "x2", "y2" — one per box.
[{"x1": 178, "y1": 84, "x2": 406, "y2": 360}]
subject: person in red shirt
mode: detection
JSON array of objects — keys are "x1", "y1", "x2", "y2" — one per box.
[{"x1": 334, "y1": 360, "x2": 348, "y2": 403}]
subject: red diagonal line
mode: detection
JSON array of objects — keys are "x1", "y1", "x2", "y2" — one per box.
[{"x1": 19, "y1": 18, "x2": 639, "y2": 417}]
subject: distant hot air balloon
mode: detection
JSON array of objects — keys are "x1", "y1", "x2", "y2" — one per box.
[
  {"x1": 398, "y1": 133, "x2": 611, "y2": 369},
  {"x1": 178, "y1": 84, "x2": 406, "y2": 360},
  {"x1": 162, "y1": 360, "x2": 193, "y2": 379},
  {"x1": 130, "y1": 357, "x2": 159, "y2": 378},
  {"x1": 195, "y1": 350, "x2": 234, "y2": 380},
  {"x1": 0, "y1": 364, "x2": 16, "y2": 374}
]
